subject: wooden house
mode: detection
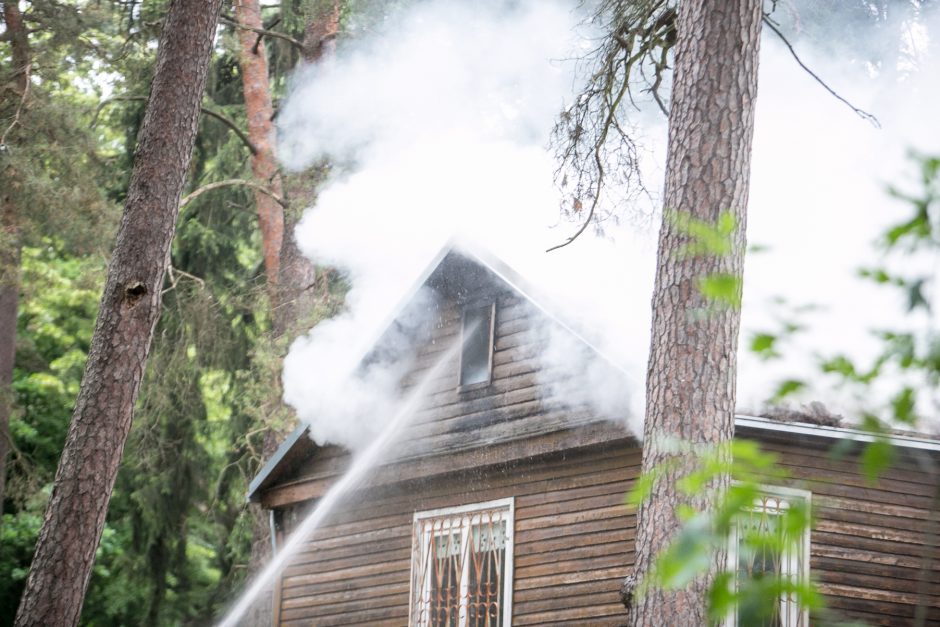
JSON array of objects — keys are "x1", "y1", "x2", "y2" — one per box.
[{"x1": 248, "y1": 243, "x2": 940, "y2": 626}]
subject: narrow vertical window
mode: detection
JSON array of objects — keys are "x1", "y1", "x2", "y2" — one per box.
[
  {"x1": 411, "y1": 499, "x2": 514, "y2": 627},
  {"x1": 459, "y1": 303, "x2": 495, "y2": 388}
]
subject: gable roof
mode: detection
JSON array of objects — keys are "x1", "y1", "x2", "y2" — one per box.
[
  {"x1": 248, "y1": 239, "x2": 635, "y2": 502},
  {"x1": 248, "y1": 241, "x2": 940, "y2": 503}
]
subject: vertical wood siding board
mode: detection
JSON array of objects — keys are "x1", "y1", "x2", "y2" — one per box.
[{"x1": 271, "y1": 447, "x2": 639, "y2": 622}]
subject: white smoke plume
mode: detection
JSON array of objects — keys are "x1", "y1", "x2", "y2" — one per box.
[
  {"x1": 280, "y1": 0, "x2": 940, "y2": 450},
  {"x1": 279, "y1": 0, "x2": 654, "y2": 450},
  {"x1": 739, "y1": 5, "x2": 940, "y2": 432}
]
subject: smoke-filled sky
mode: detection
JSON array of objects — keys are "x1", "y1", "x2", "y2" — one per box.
[{"x1": 279, "y1": 0, "x2": 940, "y2": 448}]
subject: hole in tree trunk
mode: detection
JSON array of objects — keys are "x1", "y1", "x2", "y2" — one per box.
[{"x1": 124, "y1": 282, "x2": 147, "y2": 305}]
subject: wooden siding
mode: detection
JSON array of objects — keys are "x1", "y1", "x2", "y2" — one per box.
[
  {"x1": 257, "y1": 251, "x2": 940, "y2": 625},
  {"x1": 261, "y1": 279, "x2": 632, "y2": 509},
  {"x1": 739, "y1": 428, "x2": 940, "y2": 626},
  {"x1": 267, "y1": 432, "x2": 940, "y2": 626},
  {"x1": 276, "y1": 444, "x2": 641, "y2": 626}
]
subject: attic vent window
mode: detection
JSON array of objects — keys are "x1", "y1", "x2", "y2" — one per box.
[{"x1": 459, "y1": 303, "x2": 495, "y2": 388}]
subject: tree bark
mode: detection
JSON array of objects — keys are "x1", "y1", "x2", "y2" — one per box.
[
  {"x1": 235, "y1": 0, "x2": 284, "y2": 288},
  {"x1": 0, "y1": 0, "x2": 31, "y2": 517},
  {"x1": 13, "y1": 0, "x2": 223, "y2": 624},
  {"x1": 239, "y1": 7, "x2": 340, "y2": 624},
  {"x1": 628, "y1": 1, "x2": 762, "y2": 625}
]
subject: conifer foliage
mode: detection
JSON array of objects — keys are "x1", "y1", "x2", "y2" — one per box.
[{"x1": 13, "y1": 0, "x2": 224, "y2": 624}]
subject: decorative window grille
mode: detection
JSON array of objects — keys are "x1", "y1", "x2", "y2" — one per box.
[
  {"x1": 410, "y1": 499, "x2": 514, "y2": 627},
  {"x1": 726, "y1": 487, "x2": 811, "y2": 627}
]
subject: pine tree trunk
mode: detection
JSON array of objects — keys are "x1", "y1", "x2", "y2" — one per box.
[
  {"x1": 234, "y1": 2, "x2": 287, "y2": 623},
  {"x1": 0, "y1": 208, "x2": 18, "y2": 520},
  {"x1": 239, "y1": 5, "x2": 341, "y2": 624},
  {"x1": 235, "y1": 0, "x2": 284, "y2": 288},
  {"x1": 0, "y1": 0, "x2": 30, "y2": 517},
  {"x1": 13, "y1": 1, "x2": 223, "y2": 624},
  {"x1": 628, "y1": 2, "x2": 763, "y2": 625}
]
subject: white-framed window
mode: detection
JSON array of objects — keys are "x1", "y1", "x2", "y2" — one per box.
[
  {"x1": 458, "y1": 302, "x2": 495, "y2": 388},
  {"x1": 410, "y1": 498, "x2": 514, "y2": 627},
  {"x1": 725, "y1": 485, "x2": 811, "y2": 627}
]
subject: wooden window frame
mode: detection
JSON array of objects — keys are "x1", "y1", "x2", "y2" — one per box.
[
  {"x1": 725, "y1": 484, "x2": 811, "y2": 627},
  {"x1": 409, "y1": 497, "x2": 515, "y2": 627},
  {"x1": 457, "y1": 302, "x2": 496, "y2": 391}
]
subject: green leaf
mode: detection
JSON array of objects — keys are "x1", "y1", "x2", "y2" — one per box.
[
  {"x1": 860, "y1": 438, "x2": 895, "y2": 484},
  {"x1": 750, "y1": 333, "x2": 779, "y2": 360},
  {"x1": 891, "y1": 387, "x2": 917, "y2": 425},
  {"x1": 654, "y1": 514, "x2": 714, "y2": 589},
  {"x1": 670, "y1": 209, "x2": 737, "y2": 257},
  {"x1": 697, "y1": 273, "x2": 742, "y2": 309},
  {"x1": 771, "y1": 379, "x2": 805, "y2": 403}
]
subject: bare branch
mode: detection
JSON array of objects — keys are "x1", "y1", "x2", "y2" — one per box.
[
  {"x1": 0, "y1": 61, "x2": 31, "y2": 148},
  {"x1": 763, "y1": 16, "x2": 880, "y2": 128},
  {"x1": 547, "y1": 0, "x2": 670, "y2": 250},
  {"x1": 162, "y1": 265, "x2": 206, "y2": 295},
  {"x1": 92, "y1": 96, "x2": 260, "y2": 155},
  {"x1": 549, "y1": 1, "x2": 880, "y2": 250},
  {"x1": 179, "y1": 178, "x2": 287, "y2": 209},
  {"x1": 219, "y1": 14, "x2": 304, "y2": 51},
  {"x1": 200, "y1": 106, "x2": 259, "y2": 155}
]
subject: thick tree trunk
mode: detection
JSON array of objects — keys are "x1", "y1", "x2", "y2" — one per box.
[
  {"x1": 239, "y1": 8, "x2": 340, "y2": 625},
  {"x1": 0, "y1": 210, "x2": 18, "y2": 520},
  {"x1": 628, "y1": 2, "x2": 762, "y2": 625},
  {"x1": 0, "y1": 0, "x2": 30, "y2": 517},
  {"x1": 13, "y1": 1, "x2": 223, "y2": 624},
  {"x1": 235, "y1": 0, "x2": 284, "y2": 288}
]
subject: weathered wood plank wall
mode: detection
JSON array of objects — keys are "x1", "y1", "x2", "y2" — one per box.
[
  {"x1": 276, "y1": 444, "x2": 641, "y2": 626},
  {"x1": 260, "y1": 257, "x2": 940, "y2": 626},
  {"x1": 261, "y1": 282, "x2": 630, "y2": 509},
  {"x1": 746, "y1": 431, "x2": 940, "y2": 626}
]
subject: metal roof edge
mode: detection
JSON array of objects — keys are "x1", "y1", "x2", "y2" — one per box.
[
  {"x1": 246, "y1": 423, "x2": 311, "y2": 503},
  {"x1": 734, "y1": 414, "x2": 940, "y2": 453}
]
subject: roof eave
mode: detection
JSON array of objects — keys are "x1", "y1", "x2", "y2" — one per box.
[
  {"x1": 246, "y1": 423, "x2": 312, "y2": 503},
  {"x1": 734, "y1": 414, "x2": 940, "y2": 453}
]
